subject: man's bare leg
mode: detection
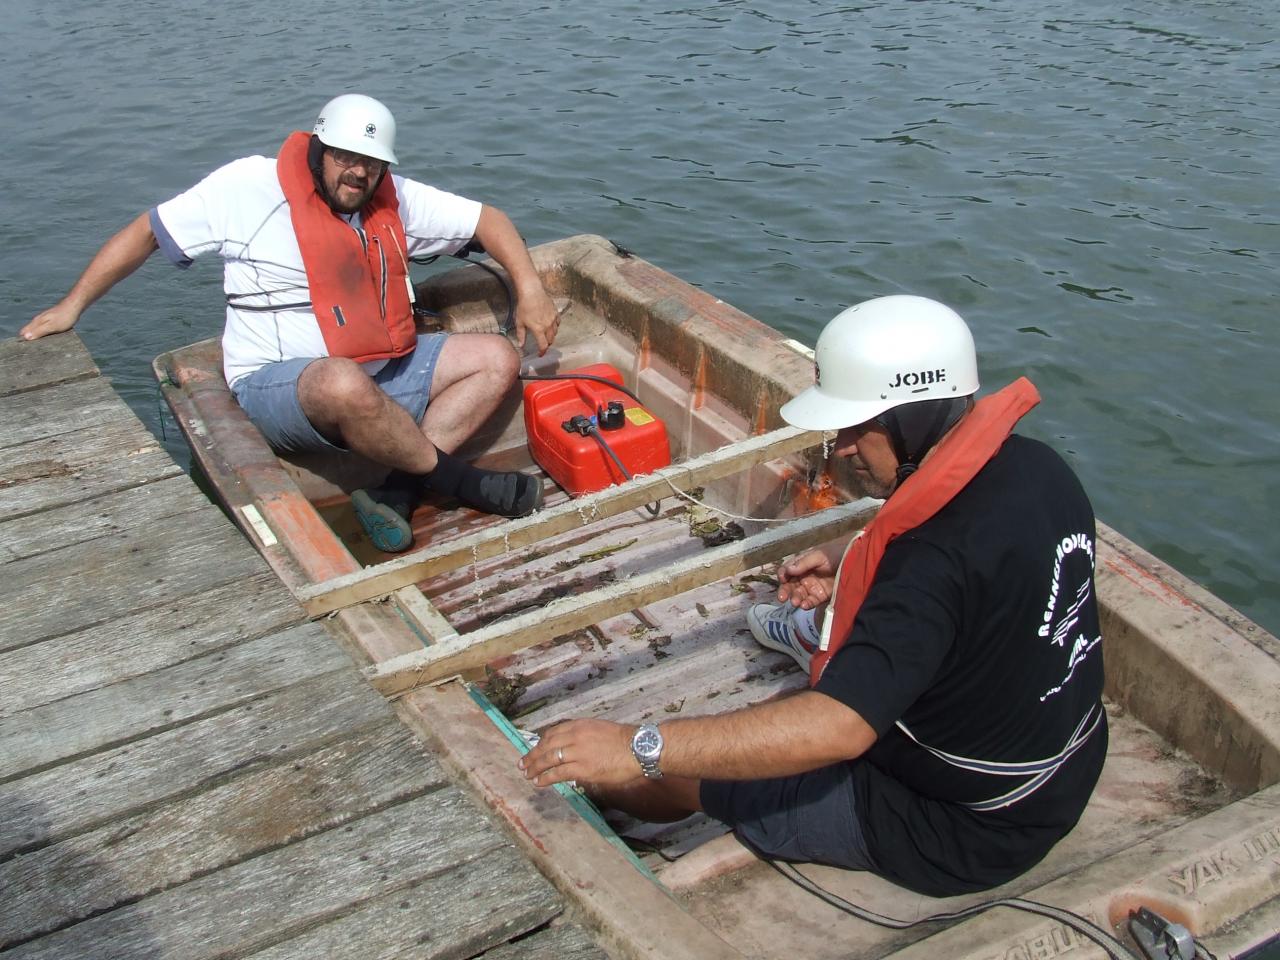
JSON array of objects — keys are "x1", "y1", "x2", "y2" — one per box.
[
  {"x1": 297, "y1": 357, "x2": 440, "y2": 471},
  {"x1": 418, "y1": 333, "x2": 520, "y2": 454},
  {"x1": 589, "y1": 775, "x2": 704, "y2": 823},
  {"x1": 295, "y1": 334, "x2": 521, "y2": 465}
]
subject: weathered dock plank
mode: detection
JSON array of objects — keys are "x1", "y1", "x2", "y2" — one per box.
[
  {"x1": 0, "y1": 335, "x2": 97, "y2": 398},
  {"x1": 0, "y1": 495, "x2": 268, "y2": 653},
  {"x1": 2, "y1": 666, "x2": 388, "y2": 859},
  {"x1": 1, "y1": 790, "x2": 538, "y2": 960},
  {"x1": 482, "y1": 923, "x2": 609, "y2": 960},
  {"x1": 243, "y1": 852, "x2": 566, "y2": 960},
  {"x1": 0, "y1": 333, "x2": 597, "y2": 960},
  {"x1": 0, "y1": 719, "x2": 448, "y2": 947},
  {"x1": 0, "y1": 570, "x2": 301, "y2": 717},
  {"x1": 0, "y1": 339, "x2": 179, "y2": 521},
  {"x1": 0, "y1": 377, "x2": 147, "y2": 451},
  {"x1": 0, "y1": 622, "x2": 344, "y2": 779},
  {"x1": 0, "y1": 418, "x2": 181, "y2": 523},
  {"x1": 0, "y1": 474, "x2": 206, "y2": 562}
]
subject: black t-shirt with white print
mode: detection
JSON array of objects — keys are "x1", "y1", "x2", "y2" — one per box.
[{"x1": 814, "y1": 434, "x2": 1107, "y2": 896}]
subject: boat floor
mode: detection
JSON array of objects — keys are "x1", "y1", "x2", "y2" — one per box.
[{"x1": 316, "y1": 479, "x2": 1241, "y2": 959}]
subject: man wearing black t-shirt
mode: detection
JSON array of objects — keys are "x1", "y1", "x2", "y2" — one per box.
[{"x1": 519, "y1": 295, "x2": 1107, "y2": 897}]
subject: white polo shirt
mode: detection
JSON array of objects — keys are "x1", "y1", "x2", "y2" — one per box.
[{"x1": 151, "y1": 156, "x2": 482, "y2": 386}]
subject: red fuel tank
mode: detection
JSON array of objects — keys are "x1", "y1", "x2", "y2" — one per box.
[{"x1": 523, "y1": 363, "x2": 671, "y2": 496}]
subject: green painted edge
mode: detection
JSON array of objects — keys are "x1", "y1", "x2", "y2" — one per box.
[{"x1": 466, "y1": 683, "x2": 660, "y2": 883}]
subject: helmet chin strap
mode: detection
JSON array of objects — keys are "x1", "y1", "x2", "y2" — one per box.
[{"x1": 878, "y1": 397, "x2": 972, "y2": 489}]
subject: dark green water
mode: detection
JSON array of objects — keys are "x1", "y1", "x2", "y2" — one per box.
[{"x1": 2, "y1": 1, "x2": 1276, "y2": 645}]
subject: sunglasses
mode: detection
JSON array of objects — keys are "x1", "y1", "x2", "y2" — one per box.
[{"x1": 328, "y1": 147, "x2": 388, "y2": 175}]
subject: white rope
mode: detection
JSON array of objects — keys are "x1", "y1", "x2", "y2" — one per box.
[
  {"x1": 658, "y1": 474, "x2": 798, "y2": 525},
  {"x1": 656, "y1": 429, "x2": 840, "y2": 525}
]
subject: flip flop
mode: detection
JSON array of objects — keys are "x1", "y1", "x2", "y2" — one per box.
[{"x1": 351, "y1": 489, "x2": 414, "y2": 553}]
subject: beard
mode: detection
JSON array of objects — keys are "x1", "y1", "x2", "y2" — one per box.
[
  {"x1": 324, "y1": 175, "x2": 376, "y2": 214},
  {"x1": 833, "y1": 456, "x2": 895, "y2": 501}
]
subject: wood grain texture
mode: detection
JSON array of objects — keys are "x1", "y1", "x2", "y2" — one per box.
[
  {"x1": 480, "y1": 923, "x2": 609, "y2": 960},
  {"x1": 1, "y1": 790, "x2": 533, "y2": 960},
  {"x1": 0, "y1": 720, "x2": 448, "y2": 947},
  {"x1": 0, "y1": 425, "x2": 181, "y2": 523},
  {"x1": 0, "y1": 571, "x2": 301, "y2": 717},
  {"x1": 0, "y1": 341, "x2": 583, "y2": 960},
  {"x1": 243, "y1": 850, "x2": 565, "y2": 960},
  {"x1": 0, "y1": 378, "x2": 139, "y2": 450},
  {"x1": 0, "y1": 372, "x2": 180, "y2": 523},
  {"x1": 0, "y1": 622, "x2": 344, "y2": 779},
  {"x1": 0, "y1": 498, "x2": 268, "y2": 652},
  {"x1": 0, "y1": 474, "x2": 201, "y2": 560},
  {"x1": 0, "y1": 335, "x2": 97, "y2": 398},
  {"x1": 1, "y1": 666, "x2": 389, "y2": 859}
]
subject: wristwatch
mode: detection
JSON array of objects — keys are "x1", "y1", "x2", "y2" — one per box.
[{"x1": 630, "y1": 723, "x2": 664, "y2": 779}]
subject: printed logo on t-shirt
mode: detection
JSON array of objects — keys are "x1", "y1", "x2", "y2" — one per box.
[{"x1": 1038, "y1": 531, "x2": 1102, "y2": 702}]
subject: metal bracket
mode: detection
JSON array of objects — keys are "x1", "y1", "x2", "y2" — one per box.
[{"x1": 1129, "y1": 906, "x2": 1196, "y2": 960}]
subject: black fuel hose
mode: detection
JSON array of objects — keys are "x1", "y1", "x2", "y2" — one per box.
[
  {"x1": 519, "y1": 372, "x2": 644, "y2": 407},
  {"x1": 584, "y1": 423, "x2": 661, "y2": 517}
]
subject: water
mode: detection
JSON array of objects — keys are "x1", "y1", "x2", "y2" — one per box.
[{"x1": 1, "y1": 0, "x2": 1276, "y2": 646}]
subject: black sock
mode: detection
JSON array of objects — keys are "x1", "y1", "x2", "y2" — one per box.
[
  {"x1": 379, "y1": 469, "x2": 420, "y2": 492},
  {"x1": 422, "y1": 449, "x2": 471, "y2": 497},
  {"x1": 420, "y1": 449, "x2": 542, "y2": 518},
  {"x1": 366, "y1": 469, "x2": 423, "y2": 520}
]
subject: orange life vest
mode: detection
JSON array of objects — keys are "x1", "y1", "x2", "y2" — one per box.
[
  {"x1": 276, "y1": 131, "x2": 416, "y2": 363},
  {"x1": 810, "y1": 377, "x2": 1041, "y2": 686}
]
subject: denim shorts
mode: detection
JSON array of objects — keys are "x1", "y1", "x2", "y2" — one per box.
[
  {"x1": 700, "y1": 761, "x2": 875, "y2": 871},
  {"x1": 229, "y1": 334, "x2": 449, "y2": 453}
]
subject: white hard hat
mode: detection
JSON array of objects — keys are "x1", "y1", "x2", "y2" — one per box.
[
  {"x1": 780, "y1": 295, "x2": 979, "y2": 431},
  {"x1": 313, "y1": 94, "x2": 398, "y2": 165}
]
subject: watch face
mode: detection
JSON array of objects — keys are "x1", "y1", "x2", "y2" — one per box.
[{"x1": 634, "y1": 726, "x2": 662, "y2": 758}]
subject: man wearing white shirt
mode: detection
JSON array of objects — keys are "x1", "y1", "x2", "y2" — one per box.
[{"x1": 23, "y1": 94, "x2": 559, "y2": 552}]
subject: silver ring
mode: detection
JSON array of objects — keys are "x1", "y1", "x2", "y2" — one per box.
[{"x1": 557, "y1": 748, "x2": 564, "y2": 764}]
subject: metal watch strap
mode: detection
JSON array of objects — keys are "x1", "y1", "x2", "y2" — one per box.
[{"x1": 632, "y1": 723, "x2": 664, "y2": 779}]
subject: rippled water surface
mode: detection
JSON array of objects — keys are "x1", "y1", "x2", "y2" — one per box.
[{"x1": 2, "y1": 0, "x2": 1276, "y2": 636}]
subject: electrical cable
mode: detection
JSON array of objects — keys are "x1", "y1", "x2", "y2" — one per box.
[
  {"x1": 411, "y1": 250, "x2": 516, "y2": 333},
  {"x1": 764, "y1": 858, "x2": 1142, "y2": 960}
]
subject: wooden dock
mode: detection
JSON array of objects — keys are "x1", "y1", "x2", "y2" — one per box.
[{"x1": 0, "y1": 334, "x2": 606, "y2": 959}]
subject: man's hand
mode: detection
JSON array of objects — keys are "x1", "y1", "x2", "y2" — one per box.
[
  {"x1": 776, "y1": 547, "x2": 839, "y2": 609},
  {"x1": 18, "y1": 211, "x2": 158, "y2": 342},
  {"x1": 513, "y1": 283, "x2": 560, "y2": 357},
  {"x1": 472, "y1": 204, "x2": 560, "y2": 356},
  {"x1": 518, "y1": 718, "x2": 639, "y2": 789},
  {"x1": 20, "y1": 301, "x2": 81, "y2": 341}
]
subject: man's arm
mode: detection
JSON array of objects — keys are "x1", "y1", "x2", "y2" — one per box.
[
  {"x1": 472, "y1": 204, "x2": 559, "y2": 356},
  {"x1": 519, "y1": 690, "x2": 877, "y2": 789},
  {"x1": 20, "y1": 212, "x2": 159, "y2": 341}
]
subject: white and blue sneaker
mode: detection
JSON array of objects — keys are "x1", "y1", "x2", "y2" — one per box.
[{"x1": 746, "y1": 603, "x2": 817, "y2": 672}]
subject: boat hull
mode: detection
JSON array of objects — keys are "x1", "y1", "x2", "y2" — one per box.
[{"x1": 155, "y1": 234, "x2": 1280, "y2": 960}]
